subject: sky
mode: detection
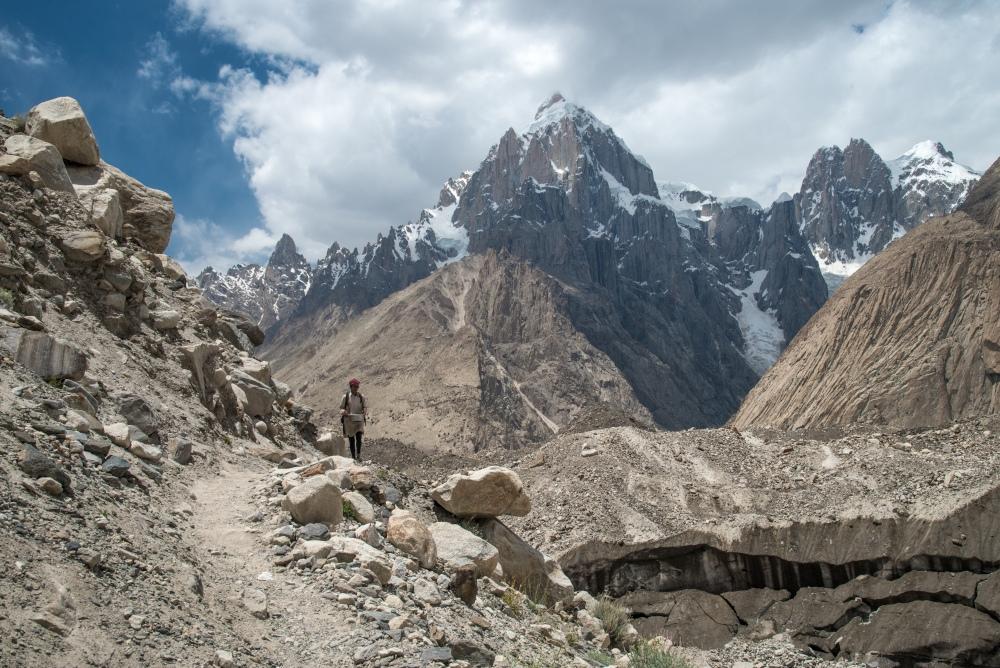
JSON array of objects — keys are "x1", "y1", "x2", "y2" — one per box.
[{"x1": 2, "y1": 1, "x2": 999, "y2": 274}]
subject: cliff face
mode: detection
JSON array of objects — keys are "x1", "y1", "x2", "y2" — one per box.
[
  {"x1": 795, "y1": 138, "x2": 979, "y2": 288},
  {"x1": 732, "y1": 156, "x2": 1000, "y2": 430}
]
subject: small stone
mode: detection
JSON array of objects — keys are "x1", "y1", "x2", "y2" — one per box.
[
  {"x1": 37, "y1": 477, "x2": 64, "y2": 496},
  {"x1": 214, "y1": 650, "x2": 234, "y2": 668},
  {"x1": 101, "y1": 456, "x2": 130, "y2": 477},
  {"x1": 242, "y1": 588, "x2": 268, "y2": 619},
  {"x1": 128, "y1": 614, "x2": 145, "y2": 630}
]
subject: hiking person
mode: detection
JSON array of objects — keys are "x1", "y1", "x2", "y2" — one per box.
[{"x1": 340, "y1": 378, "x2": 367, "y2": 461}]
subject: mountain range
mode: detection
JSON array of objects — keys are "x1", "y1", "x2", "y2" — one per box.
[{"x1": 197, "y1": 94, "x2": 980, "y2": 445}]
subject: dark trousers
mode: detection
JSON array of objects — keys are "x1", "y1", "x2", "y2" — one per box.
[{"x1": 348, "y1": 432, "x2": 363, "y2": 460}]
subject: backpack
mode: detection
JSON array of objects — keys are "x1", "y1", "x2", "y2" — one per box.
[{"x1": 341, "y1": 392, "x2": 366, "y2": 416}]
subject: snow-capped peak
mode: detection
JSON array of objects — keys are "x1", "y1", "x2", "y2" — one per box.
[
  {"x1": 525, "y1": 92, "x2": 610, "y2": 136},
  {"x1": 887, "y1": 140, "x2": 980, "y2": 187}
]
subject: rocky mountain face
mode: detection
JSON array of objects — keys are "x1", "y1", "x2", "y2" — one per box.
[
  {"x1": 264, "y1": 94, "x2": 826, "y2": 441},
  {"x1": 197, "y1": 233, "x2": 312, "y2": 333},
  {"x1": 796, "y1": 138, "x2": 979, "y2": 287},
  {"x1": 732, "y1": 155, "x2": 1000, "y2": 431}
]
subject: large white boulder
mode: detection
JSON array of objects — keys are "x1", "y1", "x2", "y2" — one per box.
[
  {"x1": 386, "y1": 509, "x2": 437, "y2": 569},
  {"x1": 430, "y1": 466, "x2": 531, "y2": 518},
  {"x1": 25, "y1": 97, "x2": 100, "y2": 166},
  {"x1": 57, "y1": 229, "x2": 105, "y2": 263},
  {"x1": 429, "y1": 522, "x2": 500, "y2": 577},
  {"x1": 4, "y1": 135, "x2": 75, "y2": 193},
  {"x1": 281, "y1": 475, "x2": 343, "y2": 526}
]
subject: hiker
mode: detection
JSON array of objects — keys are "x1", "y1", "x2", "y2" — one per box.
[{"x1": 340, "y1": 378, "x2": 367, "y2": 461}]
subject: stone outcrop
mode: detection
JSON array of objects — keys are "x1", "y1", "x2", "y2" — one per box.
[
  {"x1": 732, "y1": 155, "x2": 1000, "y2": 430},
  {"x1": 624, "y1": 589, "x2": 740, "y2": 649},
  {"x1": 4, "y1": 134, "x2": 75, "y2": 193},
  {"x1": 67, "y1": 162, "x2": 174, "y2": 253},
  {"x1": 477, "y1": 518, "x2": 574, "y2": 604},
  {"x1": 1, "y1": 327, "x2": 87, "y2": 380},
  {"x1": 25, "y1": 96, "x2": 100, "y2": 166},
  {"x1": 431, "y1": 467, "x2": 531, "y2": 518}
]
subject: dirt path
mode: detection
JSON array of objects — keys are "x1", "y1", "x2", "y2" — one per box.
[{"x1": 190, "y1": 465, "x2": 356, "y2": 667}]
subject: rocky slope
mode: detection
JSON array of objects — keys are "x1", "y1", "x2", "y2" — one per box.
[
  {"x1": 263, "y1": 94, "x2": 827, "y2": 442},
  {"x1": 732, "y1": 154, "x2": 1000, "y2": 431},
  {"x1": 796, "y1": 138, "x2": 979, "y2": 288},
  {"x1": 196, "y1": 233, "x2": 312, "y2": 333}
]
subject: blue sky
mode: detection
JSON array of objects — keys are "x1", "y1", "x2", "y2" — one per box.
[
  {"x1": 1, "y1": 1, "x2": 263, "y2": 270},
  {"x1": 2, "y1": 1, "x2": 999, "y2": 274}
]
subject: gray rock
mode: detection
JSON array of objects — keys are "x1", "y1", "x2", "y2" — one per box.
[
  {"x1": 117, "y1": 394, "x2": 159, "y2": 435},
  {"x1": 171, "y1": 437, "x2": 193, "y2": 465},
  {"x1": 101, "y1": 456, "x2": 130, "y2": 477},
  {"x1": 18, "y1": 445, "x2": 71, "y2": 492},
  {"x1": 430, "y1": 466, "x2": 531, "y2": 518},
  {"x1": 297, "y1": 523, "x2": 330, "y2": 540}
]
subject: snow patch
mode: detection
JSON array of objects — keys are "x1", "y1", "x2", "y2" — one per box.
[{"x1": 731, "y1": 270, "x2": 785, "y2": 375}]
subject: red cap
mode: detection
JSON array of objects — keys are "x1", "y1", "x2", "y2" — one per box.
[{"x1": 349, "y1": 378, "x2": 361, "y2": 387}]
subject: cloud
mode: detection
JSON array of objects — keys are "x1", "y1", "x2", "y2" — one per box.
[
  {"x1": 0, "y1": 26, "x2": 55, "y2": 67},
  {"x1": 137, "y1": 33, "x2": 180, "y2": 82},
  {"x1": 170, "y1": 213, "x2": 276, "y2": 275},
  {"x1": 172, "y1": 0, "x2": 1000, "y2": 268}
]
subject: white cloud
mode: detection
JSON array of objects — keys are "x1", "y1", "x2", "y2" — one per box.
[
  {"x1": 172, "y1": 0, "x2": 1000, "y2": 269},
  {"x1": 171, "y1": 213, "x2": 275, "y2": 275},
  {"x1": 0, "y1": 27, "x2": 53, "y2": 67}
]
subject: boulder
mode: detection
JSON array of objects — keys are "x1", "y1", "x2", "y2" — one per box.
[
  {"x1": 150, "y1": 309, "x2": 181, "y2": 330},
  {"x1": 129, "y1": 442, "x2": 162, "y2": 462},
  {"x1": 764, "y1": 587, "x2": 868, "y2": 631},
  {"x1": 316, "y1": 431, "x2": 349, "y2": 457},
  {"x1": 154, "y1": 254, "x2": 187, "y2": 281},
  {"x1": 3, "y1": 135, "x2": 75, "y2": 193},
  {"x1": 429, "y1": 522, "x2": 500, "y2": 577},
  {"x1": 25, "y1": 97, "x2": 100, "y2": 165},
  {"x1": 836, "y1": 601, "x2": 1000, "y2": 665},
  {"x1": 229, "y1": 371, "x2": 275, "y2": 417},
  {"x1": 1, "y1": 327, "x2": 87, "y2": 380},
  {"x1": 117, "y1": 394, "x2": 159, "y2": 435},
  {"x1": 103, "y1": 422, "x2": 130, "y2": 447},
  {"x1": 386, "y1": 509, "x2": 437, "y2": 569},
  {"x1": 355, "y1": 523, "x2": 384, "y2": 549},
  {"x1": 431, "y1": 466, "x2": 531, "y2": 518},
  {"x1": 58, "y1": 229, "x2": 105, "y2": 263},
  {"x1": 342, "y1": 490, "x2": 376, "y2": 524},
  {"x1": 67, "y1": 162, "x2": 174, "y2": 253},
  {"x1": 281, "y1": 475, "x2": 343, "y2": 526},
  {"x1": 179, "y1": 342, "x2": 220, "y2": 404},
  {"x1": 477, "y1": 518, "x2": 573, "y2": 604},
  {"x1": 171, "y1": 438, "x2": 193, "y2": 465},
  {"x1": 241, "y1": 358, "x2": 272, "y2": 384}
]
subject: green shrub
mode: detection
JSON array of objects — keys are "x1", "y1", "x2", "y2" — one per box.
[
  {"x1": 0, "y1": 287, "x2": 13, "y2": 310},
  {"x1": 11, "y1": 114, "x2": 26, "y2": 132},
  {"x1": 593, "y1": 596, "x2": 631, "y2": 647},
  {"x1": 342, "y1": 500, "x2": 358, "y2": 521},
  {"x1": 628, "y1": 641, "x2": 692, "y2": 668},
  {"x1": 501, "y1": 587, "x2": 524, "y2": 618}
]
